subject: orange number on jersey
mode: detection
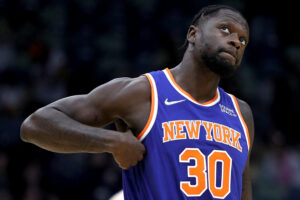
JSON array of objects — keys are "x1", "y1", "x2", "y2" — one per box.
[
  {"x1": 179, "y1": 148, "x2": 232, "y2": 198},
  {"x1": 208, "y1": 150, "x2": 232, "y2": 198},
  {"x1": 179, "y1": 148, "x2": 207, "y2": 196}
]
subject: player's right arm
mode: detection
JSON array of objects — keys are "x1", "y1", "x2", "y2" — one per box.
[{"x1": 20, "y1": 76, "x2": 150, "y2": 169}]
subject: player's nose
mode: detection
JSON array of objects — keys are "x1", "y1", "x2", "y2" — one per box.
[{"x1": 228, "y1": 33, "x2": 241, "y2": 50}]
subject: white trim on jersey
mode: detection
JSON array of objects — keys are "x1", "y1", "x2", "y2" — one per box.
[
  {"x1": 229, "y1": 94, "x2": 250, "y2": 151},
  {"x1": 138, "y1": 73, "x2": 158, "y2": 142},
  {"x1": 163, "y1": 69, "x2": 220, "y2": 107}
]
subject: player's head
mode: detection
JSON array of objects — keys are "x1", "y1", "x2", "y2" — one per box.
[{"x1": 185, "y1": 5, "x2": 249, "y2": 78}]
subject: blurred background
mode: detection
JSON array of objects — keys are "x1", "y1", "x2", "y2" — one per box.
[{"x1": 0, "y1": 0, "x2": 299, "y2": 199}]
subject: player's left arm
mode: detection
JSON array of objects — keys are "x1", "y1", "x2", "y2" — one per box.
[{"x1": 237, "y1": 98, "x2": 255, "y2": 200}]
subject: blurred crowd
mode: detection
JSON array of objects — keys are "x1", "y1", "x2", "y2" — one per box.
[{"x1": 0, "y1": 0, "x2": 299, "y2": 199}]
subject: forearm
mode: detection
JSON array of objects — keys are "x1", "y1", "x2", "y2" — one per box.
[
  {"x1": 20, "y1": 107, "x2": 118, "y2": 153},
  {"x1": 241, "y1": 179, "x2": 252, "y2": 200},
  {"x1": 241, "y1": 159, "x2": 252, "y2": 200}
]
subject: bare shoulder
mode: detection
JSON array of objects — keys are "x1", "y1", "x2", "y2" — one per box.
[
  {"x1": 89, "y1": 75, "x2": 151, "y2": 116},
  {"x1": 110, "y1": 75, "x2": 151, "y2": 100},
  {"x1": 96, "y1": 75, "x2": 152, "y2": 134},
  {"x1": 236, "y1": 98, "x2": 254, "y2": 148},
  {"x1": 97, "y1": 75, "x2": 150, "y2": 104},
  {"x1": 89, "y1": 75, "x2": 149, "y2": 95}
]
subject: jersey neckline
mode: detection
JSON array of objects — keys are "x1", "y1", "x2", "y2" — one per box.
[{"x1": 163, "y1": 68, "x2": 220, "y2": 107}]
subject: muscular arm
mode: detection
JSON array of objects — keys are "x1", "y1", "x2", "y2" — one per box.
[
  {"x1": 20, "y1": 76, "x2": 151, "y2": 169},
  {"x1": 237, "y1": 99, "x2": 255, "y2": 200}
]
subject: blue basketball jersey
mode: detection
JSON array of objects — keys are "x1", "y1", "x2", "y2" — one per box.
[{"x1": 122, "y1": 68, "x2": 250, "y2": 200}]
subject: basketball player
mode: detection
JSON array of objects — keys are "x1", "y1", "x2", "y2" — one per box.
[{"x1": 21, "y1": 5, "x2": 254, "y2": 200}]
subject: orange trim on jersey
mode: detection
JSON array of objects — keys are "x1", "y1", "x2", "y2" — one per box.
[
  {"x1": 231, "y1": 95, "x2": 251, "y2": 150},
  {"x1": 137, "y1": 74, "x2": 155, "y2": 140},
  {"x1": 165, "y1": 68, "x2": 218, "y2": 105}
]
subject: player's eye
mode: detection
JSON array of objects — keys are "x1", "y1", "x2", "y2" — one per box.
[
  {"x1": 239, "y1": 37, "x2": 247, "y2": 45},
  {"x1": 220, "y1": 25, "x2": 230, "y2": 33}
]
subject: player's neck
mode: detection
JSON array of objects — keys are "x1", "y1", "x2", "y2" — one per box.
[{"x1": 170, "y1": 53, "x2": 220, "y2": 103}]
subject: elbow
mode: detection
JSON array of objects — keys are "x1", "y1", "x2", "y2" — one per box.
[
  {"x1": 20, "y1": 115, "x2": 33, "y2": 142},
  {"x1": 20, "y1": 107, "x2": 55, "y2": 143},
  {"x1": 20, "y1": 109, "x2": 43, "y2": 143}
]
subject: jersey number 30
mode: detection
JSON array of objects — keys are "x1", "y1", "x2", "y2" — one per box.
[{"x1": 179, "y1": 148, "x2": 232, "y2": 199}]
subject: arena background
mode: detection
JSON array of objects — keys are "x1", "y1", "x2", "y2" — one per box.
[{"x1": 0, "y1": 0, "x2": 299, "y2": 199}]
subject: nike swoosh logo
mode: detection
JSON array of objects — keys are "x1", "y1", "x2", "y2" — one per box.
[{"x1": 165, "y1": 98, "x2": 186, "y2": 105}]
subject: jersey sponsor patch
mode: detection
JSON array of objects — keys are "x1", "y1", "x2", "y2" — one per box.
[{"x1": 219, "y1": 104, "x2": 237, "y2": 117}]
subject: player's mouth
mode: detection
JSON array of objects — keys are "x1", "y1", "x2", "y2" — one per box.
[{"x1": 219, "y1": 50, "x2": 237, "y2": 64}]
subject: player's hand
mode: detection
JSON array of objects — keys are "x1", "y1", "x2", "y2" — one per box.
[{"x1": 111, "y1": 129, "x2": 146, "y2": 169}]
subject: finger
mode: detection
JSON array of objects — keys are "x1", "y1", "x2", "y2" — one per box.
[
  {"x1": 138, "y1": 154, "x2": 144, "y2": 161},
  {"x1": 133, "y1": 160, "x2": 138, "y2": 166},
  {"x1": 141, "y1": 144, "x2": 146, "y2": 154},
  {"x1": 120, "y1": 164, "x2": 129, "y2": 170}
]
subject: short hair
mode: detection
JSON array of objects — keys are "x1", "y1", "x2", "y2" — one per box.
[
  {"x1": 191, "y1": 5, "x2": 244, "y2": 27},
  {"x1": 181, "y1": 5, "x2": 247, "y2": 50}
]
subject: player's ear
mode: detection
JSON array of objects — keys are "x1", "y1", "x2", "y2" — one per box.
[{"x1": 187, "y1": 25, "x2": 198, "y2": 44}]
